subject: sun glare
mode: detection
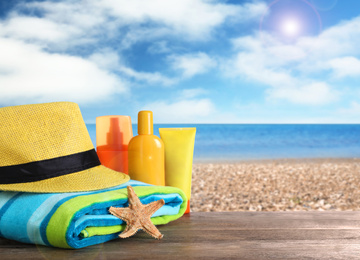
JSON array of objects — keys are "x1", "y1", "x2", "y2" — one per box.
[{"x1": 281, "y1": 19, "x2": 300, "y2": 36}]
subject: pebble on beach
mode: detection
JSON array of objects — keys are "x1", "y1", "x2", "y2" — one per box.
[{"x1": 191, "y1": 159, "x2": 360, "y2": 212}]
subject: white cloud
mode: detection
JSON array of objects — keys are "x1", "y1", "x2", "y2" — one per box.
[
  {"x1": 98, "y1": 0, "x2": 266, "y2": 40},
  {"x1": 13, "y1": 0, "x2": 266, "y2": 47},
  {"x1": 338, "y1": 101, "x2": 360, "y2": 116},
  {"x1": 118, "y1": 67, "x2": 176, "y2": 86},
  {"x1": 2, "y1": 3, "x2": 103, "y2": 50},
  {"x1": 0, "y1": 38, "x2": 125, "y2": 105},
  {"x1": 1, "y1": 16, "x2": 72, "y2": 43},
  {"x1": 179, "y1": 88, "x2": 207, "y2": 99},
  {"x1": 143, "y1": 98, "x2": 215, "y2": 123},
  {"x1": 230, "y1": 49, "x2": 338, "y2": 105},
  {"x1": 329, "y1": 56, "x2": 360, "y2": 78},
  {"x1": 0, "y1": 0, "x2": 267, "y2": 106},
  {"x1": 169, "y1": 52, "x2": 217, "y2": 78},
  {"x1": 334, "y1": 101, "x2": 360, "y2": 123},
  {"x1": 147, "y1": 41, "x2": 171, "y2": 54},
  {"x1": 88, "y1": 49, "x2": 122, "y2": 70},
  {"x1": 303, "y1": 16, "x2": 360, "y2": 58},
  {"x1": 266, "y1": 82, "x2": 338, "y2": 105},
  {"x1": 225, "y1": 15, "x2": 360, "y2": 106},
  {"x1": 231, "y1": 52, "x2": 293, "y2": 86},
  {"x1": 89, "y1": 49, "x2": 176, "y2": 86}
]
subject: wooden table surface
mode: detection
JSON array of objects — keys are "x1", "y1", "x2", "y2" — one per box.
[{"x1": 1, "y1": 211, "x2": 360, "y2": 259}]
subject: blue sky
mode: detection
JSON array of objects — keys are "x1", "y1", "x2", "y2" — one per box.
[{"x1": 1, "y1": 0, "x2": 360, "y2": 123}]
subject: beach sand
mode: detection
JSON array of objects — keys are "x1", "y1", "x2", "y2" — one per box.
[{"x1": 191, "y1": 158, "x2": 360, "y2": 212}]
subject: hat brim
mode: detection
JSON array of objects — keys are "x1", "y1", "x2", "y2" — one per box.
[{"x1": 0, "y1": 165, "x2": 130, "y2": 193}]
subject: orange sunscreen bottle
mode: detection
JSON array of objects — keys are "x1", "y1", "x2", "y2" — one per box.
[
  {"x1": 96, "y1": 116, "x2": 133, "y2": 174},
  {"x1": 159, "y1": 128, "x2": 196, "y2": 214},
  {"x1": 128, "y1": 111, "x2": 165, "y2": 185}
]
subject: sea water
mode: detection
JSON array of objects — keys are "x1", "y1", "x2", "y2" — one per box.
[{"x1": 86, "y1": 124, "x2": 360, "y2": 162}]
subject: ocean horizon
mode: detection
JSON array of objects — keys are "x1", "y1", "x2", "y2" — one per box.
[{"x1": 86, "y1": 124, "x2": 360, "y2": 162}]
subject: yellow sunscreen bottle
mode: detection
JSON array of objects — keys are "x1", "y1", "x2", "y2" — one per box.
[
  {"x1": 159, "y1": 128, "x2": 196, "y2": 214},
  {"x1": 128, "y1": 111, "x2": 165, "y2": 186}
]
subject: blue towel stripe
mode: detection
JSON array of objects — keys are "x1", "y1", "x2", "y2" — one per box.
[
  {"x1": 0, "y1": 193, "x2": 21, "y2": 237},
  {"x1": 0, "y1": 192, "x2": 18, "y2": 209},
  {"x1": 27, "y1": 193, "x2": 79, "y2": 245},
  {"x1": 0, "y1": 180, "x2": 185, "y2": 249},
  {"x1": 39, "y1": 180, "x2": 144, "y2": 246},
  {"x1": 1, "y1": 193, "x2": 53, "y2": 244}
]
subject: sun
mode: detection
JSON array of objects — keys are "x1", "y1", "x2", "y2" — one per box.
[{"x1": 281, "y1": 19, "x2": 301, "y2": 37}]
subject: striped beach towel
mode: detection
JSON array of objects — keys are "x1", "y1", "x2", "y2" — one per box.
[{"x1": 0, "y1": 180, "x2": 187, "y2": 249}]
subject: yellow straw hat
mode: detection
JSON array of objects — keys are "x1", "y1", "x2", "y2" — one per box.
[{"x1": 0, "y1": 102, "x2": 129, "y2": 193}]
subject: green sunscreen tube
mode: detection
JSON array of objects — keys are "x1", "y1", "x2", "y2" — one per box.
[{"x1": 159, "y1": 128, "x2": 196, "y2": 214}]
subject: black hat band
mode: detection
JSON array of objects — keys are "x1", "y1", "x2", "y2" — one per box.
[{"x1": 0, "y1": 149, "x2": 101, "y2": 184}]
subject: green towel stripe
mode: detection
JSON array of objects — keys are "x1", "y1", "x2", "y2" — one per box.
[
  {"x1": 80, "y1": 186, "x2": 188, "y2": 238},
  {"x1": 46, "y1": 185, "x2": 186, "y2": 248},
  {"x1": 46, "y1": 187, "x2": 129, "y2": 248},
  {"x1": 79, "y1": 230, "x2": 89, "y2": 238},
  {"x1": 81, "y1": 224, "x2": 126, "y2": 238},
  {"x1": 80, "y1": 212, "x2": 183, "y2": 238}
]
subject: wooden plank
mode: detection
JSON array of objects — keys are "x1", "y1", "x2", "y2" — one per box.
[{"x1": 1, "y1": 212, "x2": 360, "y2": 259}]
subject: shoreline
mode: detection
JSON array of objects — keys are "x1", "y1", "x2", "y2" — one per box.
[
  {"x1": 194, "y1": 157, "x2": 360, "y2": 164},
  {"x1": 191, "y1": 158, "x2": 360, "y2": 212}
]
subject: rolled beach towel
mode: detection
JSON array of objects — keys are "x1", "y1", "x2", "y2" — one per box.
[{"x1": 0, "y1": 180, "x2": 187, "y2": 249}]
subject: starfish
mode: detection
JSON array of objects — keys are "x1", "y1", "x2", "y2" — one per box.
[{"x1": 109, "y1": 185, "x2": 165, "y2": 239}]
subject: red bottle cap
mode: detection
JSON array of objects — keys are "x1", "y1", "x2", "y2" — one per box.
[{"x1": 96, "y1": 116, "x2": 133, "y2": 151}]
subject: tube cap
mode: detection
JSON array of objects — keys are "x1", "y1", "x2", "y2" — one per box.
[{"x1": 138, "y1": 111, "x2": 153, "y2": 135}]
